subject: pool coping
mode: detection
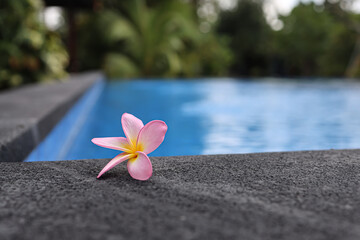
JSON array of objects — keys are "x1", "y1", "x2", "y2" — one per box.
[
  {"x1": 0, "y1": 71, "x2": 103, "y2": 162},
  {"x1": 1, "y1": 149, "x2": 360, "y2": 239}
]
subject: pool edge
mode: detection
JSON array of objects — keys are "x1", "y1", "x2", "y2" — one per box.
[
  {"x1": 0, "y1": 71, "x2": 103, "y2": 162},
  {"x1": 1, "y1": 149, "x2": 360, "y2": 239}
]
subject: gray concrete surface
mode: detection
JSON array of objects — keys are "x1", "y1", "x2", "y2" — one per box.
[
  {"x1": 0, "y1": 72, "x2": 102, "y2": 162},
  {"x1": 0, "y1": 149, "x2": 359, "y2": 240}
]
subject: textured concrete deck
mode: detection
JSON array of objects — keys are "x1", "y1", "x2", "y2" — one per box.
[
  {"x1": 1, "y1": 149, "x2": 359, "y2": 240},
  {"x1": 0, "y1": 72, "x2": 102, "y2": 162}
]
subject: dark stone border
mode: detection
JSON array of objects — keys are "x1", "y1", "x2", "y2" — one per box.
[
  {"x1": 0, "y1": 72, "x2": 102, "y2": 162},
  {"x1": 0, "y1": 149, "x2": 359, "y2": 240}
]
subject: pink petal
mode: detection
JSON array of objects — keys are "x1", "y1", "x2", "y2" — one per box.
[
  {"x1": 121, "y1": 113, "x2": 144, "y2": 147},
  {"x1": 97, "y1": 153, "x2": 134, "y2": 178},
  {"x1": 127, "y1": 151, "x2": 152, "y2": 181},
  {"x1": 91, "y1": 137, "x2": 132, "y2": 152},
  {"x1": 137, "y1": 120, "x2": 168, "y2": 154}
]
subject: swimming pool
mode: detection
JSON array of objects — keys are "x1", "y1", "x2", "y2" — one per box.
[{"x1": 26, "y1": 78, "x2": 360, "y2": 161}]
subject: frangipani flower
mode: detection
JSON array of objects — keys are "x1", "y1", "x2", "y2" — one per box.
[{"x1": 92, "y1": 113, "x2": 168, "y2": 181}]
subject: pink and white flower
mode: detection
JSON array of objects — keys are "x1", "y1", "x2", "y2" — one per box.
[{"x1": 92, "y1": 113, "x2": 168, "y2": 181}]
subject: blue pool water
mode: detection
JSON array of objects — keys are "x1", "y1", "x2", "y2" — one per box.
[{"x1": 26, "y1": 78, "x2": 360, "y2": 161}]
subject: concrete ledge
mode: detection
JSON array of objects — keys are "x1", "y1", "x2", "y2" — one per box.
[
  {"x1": 0, "y1": 72, "x2": 102, "y2": 162},
  {"x1": 1, "y1": 149, "x2": 359, "y2": 239}
]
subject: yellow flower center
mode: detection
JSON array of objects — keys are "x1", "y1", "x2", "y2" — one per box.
[{"x1": 124, "y1": 142, "x2": 144, "y2": 155}]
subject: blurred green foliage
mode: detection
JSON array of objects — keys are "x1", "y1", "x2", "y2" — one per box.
[
  {"x1": 77, "y1": 0, "x2": 360, "y2": 78},
  {"x1": 76, "y1": 0, "x2": 232, "y2": 78},
  {"x1": 0, "y1": 0, "x2": 68, "y2": 90},
  {"x1": 217, "y1": 0, "x2": 271, "y2": 76},
  {"x1": 217, "y1": 0, "x2": 359, "y2": 77},
  {"x1": 273, "y1": 2, "x2": 357, "y2": 77},
  {"x1": 1, "y1": 0, "x2": 360, "y2": 89}
]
